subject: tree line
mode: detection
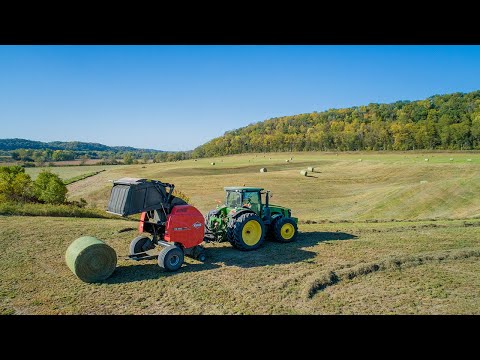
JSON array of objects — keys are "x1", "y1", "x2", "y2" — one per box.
[{"x1": 192, "y1": 90, "x2": 480, "y2": 157}]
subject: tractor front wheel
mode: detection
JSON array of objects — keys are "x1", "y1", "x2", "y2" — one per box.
[
  {"x1": 230, "y1": 212, "x2": 266, "y2": 251},
  {"x1": 272, "y1": 217, "x2": 298, "y2": 243},
  {"x1": 129, "y1": 235, "x2": 155, "y2": 255},
  {"x1": 158, "y1": 245, "x2": 184, "y2": 272}
]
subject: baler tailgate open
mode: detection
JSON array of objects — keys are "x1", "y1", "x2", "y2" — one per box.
[{"x1": 106, "y1": 178, "x2": 168, "y2": 216}]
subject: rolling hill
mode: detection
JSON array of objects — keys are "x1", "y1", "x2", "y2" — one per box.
[
  {"x1": 0, "y1": 138, "x2": 163, "y2": 153},
  {"x1": 193, "y1": 90, "x2": 480, "y2": 157}
]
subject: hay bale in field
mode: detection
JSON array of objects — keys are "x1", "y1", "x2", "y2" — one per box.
[
  {"x1": 449, "y1": 158, "x2": 453, "y2": 161},
  {"x1": 194, "y1": 159, "x2": 197, "y2": 162},
  {"x1": 285, "y1": 159, "x2": 290, "y2": 163},
  {"x1": 260, "y1": 168, "x2": 267, "y2": 173},
  {"x1": 211, "y1": 162, "x2": 215, "y2": 165},
  {"x1": 425, "y1": 158, "x2": 429, "y2": 161},
  {"x1": 358, "y1": 159, "x2": 362, "y2": 162},
  {"x1": 307, "y1": 166, "x2": 315, "y2": 172},
  {"x1": 420, "y1": 180, "x2": 428, "y2": 184},
  {"x1": 290, "y1": 157, "x2": 293, "y2": 160},
  {"x1": 300, "y1": 170, "x2": 308, "y2": 176},
  {"x1": 65, "y1": 236, "x2": 117, "y2": 283},
  {"x1": 467, "y1": 159, "x2": 472, "y2": 162}
]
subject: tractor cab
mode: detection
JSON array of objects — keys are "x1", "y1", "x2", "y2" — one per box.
[{"x1": 224, "y1": 187, "x2": 266, "y2": 218}]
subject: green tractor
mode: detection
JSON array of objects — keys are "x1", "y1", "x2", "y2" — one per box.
[{"x1": 205, "y1": 187, "x2": 298, "y2": 251}]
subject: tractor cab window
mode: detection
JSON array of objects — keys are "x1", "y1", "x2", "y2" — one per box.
[
  {"x1": 226, "y1": 191, "x2": 242, "y2": 208},
  {"x1": 242, "y1": 191, "x2": 260, "y2": 214}
]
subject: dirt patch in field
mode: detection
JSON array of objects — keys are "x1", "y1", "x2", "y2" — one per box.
[
  {"x1": 67, "y1": 171, "x2": 109, "y2": 194},
  {"x1": 51, "y1": 159, "x2": 105, "y2": 166}
]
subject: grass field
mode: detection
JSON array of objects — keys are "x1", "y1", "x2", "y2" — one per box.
[
  {"x1": 25, "y1": 164, "x2": 123, "y2": 180},
  {"x1": 63, "y1": 151, "x2": 480, "y2": 222},
  {"x1": 1, "y1": 216, "x2": 478, "y2": 314},
  {"x1": 1, "y1": 151, "x2": 479, "y2": 314}
]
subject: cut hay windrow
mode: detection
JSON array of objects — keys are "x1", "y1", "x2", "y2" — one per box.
[
  {"x1": 304, "y1": 247, "x2": 480, "y2": 299},
  {"x1": 65, "y1": 236, "x2": 117, "y2": 283}
]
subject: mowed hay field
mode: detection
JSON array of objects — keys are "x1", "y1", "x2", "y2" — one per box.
[
  {"x1": 2, "y1": 151, "x2": 479, "y2": 314},
  {"x1": 1, "y1": 217, "x2": 479, "y2": 314},
  {"x1": 62, "y1": 151, "x2": 480, "y2": 222}
]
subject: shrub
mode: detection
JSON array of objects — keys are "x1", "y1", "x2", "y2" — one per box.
[
  {"x1": 0, "y1": 166, "x2": 34, "y2": 202},
  {"x1": 34, "y1": 170, "x2": 68, "y2": 204}
]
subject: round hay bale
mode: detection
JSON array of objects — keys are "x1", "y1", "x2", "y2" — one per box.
[
  {"x1": 307, "y1": 166, "x2": 315, "y2": 172},
  {"x1": 300, "y1": 170, "x2": 308, "y2": 176},
  {"x1": 211, "y1": 162, "x2": 215, "y2": 165},
  {"x1": 358, "y1": 159, "x2": 362, "y2": 162},
  {"x1": 425, "y1": 158, "x2": 429, "y2": 161},
  {"x1": 467, "y1": 159, "x2": 472, "y2": 162},
  {"x1": 260, "y1": 168, "x2": 267, "y2": 173},
  {"x1": 290, "y1": 157, "x2": 293, "y2": 160},
  {"x1": 65, "y1": 236, "x2": 117, "y2": 283},
  {"x1": 449, "y1": 158, "x2": 453, "y2": 161},
  {"x1": 285, "y1": 159, "x2": 290, "y2": 163}
]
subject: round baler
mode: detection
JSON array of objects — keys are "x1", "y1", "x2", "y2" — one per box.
[{"x1": 106, "y1": 178, "x2": 206, "y2": 271}]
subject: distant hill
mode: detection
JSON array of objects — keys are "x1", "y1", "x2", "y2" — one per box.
[
  {"x1": 0, "y1": 138, "x2": 163, "y2": 153},
  {"x1": 193, "y1": 90, "x2": 480, "y2": 157}
]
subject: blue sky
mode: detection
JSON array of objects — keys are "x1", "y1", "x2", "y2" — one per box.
[{"x1": 0, "y1": 45, "x2": 479, "y2": 151}]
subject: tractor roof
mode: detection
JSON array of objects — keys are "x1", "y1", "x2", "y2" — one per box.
[{"x1": 224, "y1": 186, "x2": 264, "y2": 192}]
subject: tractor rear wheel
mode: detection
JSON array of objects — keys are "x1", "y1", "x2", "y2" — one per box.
[
  {"x1": 272, "y1": 217, "x2": 298, "y2": 243},
  {"x1": 230, "y1": 212, "x2": 266, "y2": 251},
  {"x1": 129, "y1": 235, "x2": 155, "y2": 255},
  {"x1": 158, "y1": 245, "x2": 184, "y2": 272}
]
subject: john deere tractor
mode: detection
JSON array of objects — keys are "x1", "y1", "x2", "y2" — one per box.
[{"x1": 205, "y1": 187, "x2": 298, "y2": 251}]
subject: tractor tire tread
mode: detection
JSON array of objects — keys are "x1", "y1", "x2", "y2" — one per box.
[
  {"x1": 230, "y1": 212, "x2": 266, "y2": 251},
  {"x1": 273, "y1": 217, "x2": 298, "y2": 243}
]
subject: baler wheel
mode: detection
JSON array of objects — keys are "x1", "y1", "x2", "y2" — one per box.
[
  {"x1": 197, "y1": 251, "x2": 206, "y2": 262},
  {"x1": 158, "y1": 245, "x2": 184, "y2": 272},
  {"x1": 129, "y1": 235, "x2": 155, "y2": 255}
]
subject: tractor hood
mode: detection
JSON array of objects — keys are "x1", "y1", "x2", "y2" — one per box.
[{"x1": 269, "y1": 204, "x2": 290, "y2": 212}]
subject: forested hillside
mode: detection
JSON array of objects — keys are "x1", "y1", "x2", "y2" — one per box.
[
  {"x1": 0, "y1": 139, "x2": 160, "y2": 152},
  {"x1": 193, "y1": 91, "x2": 480, "y2": 157}
]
